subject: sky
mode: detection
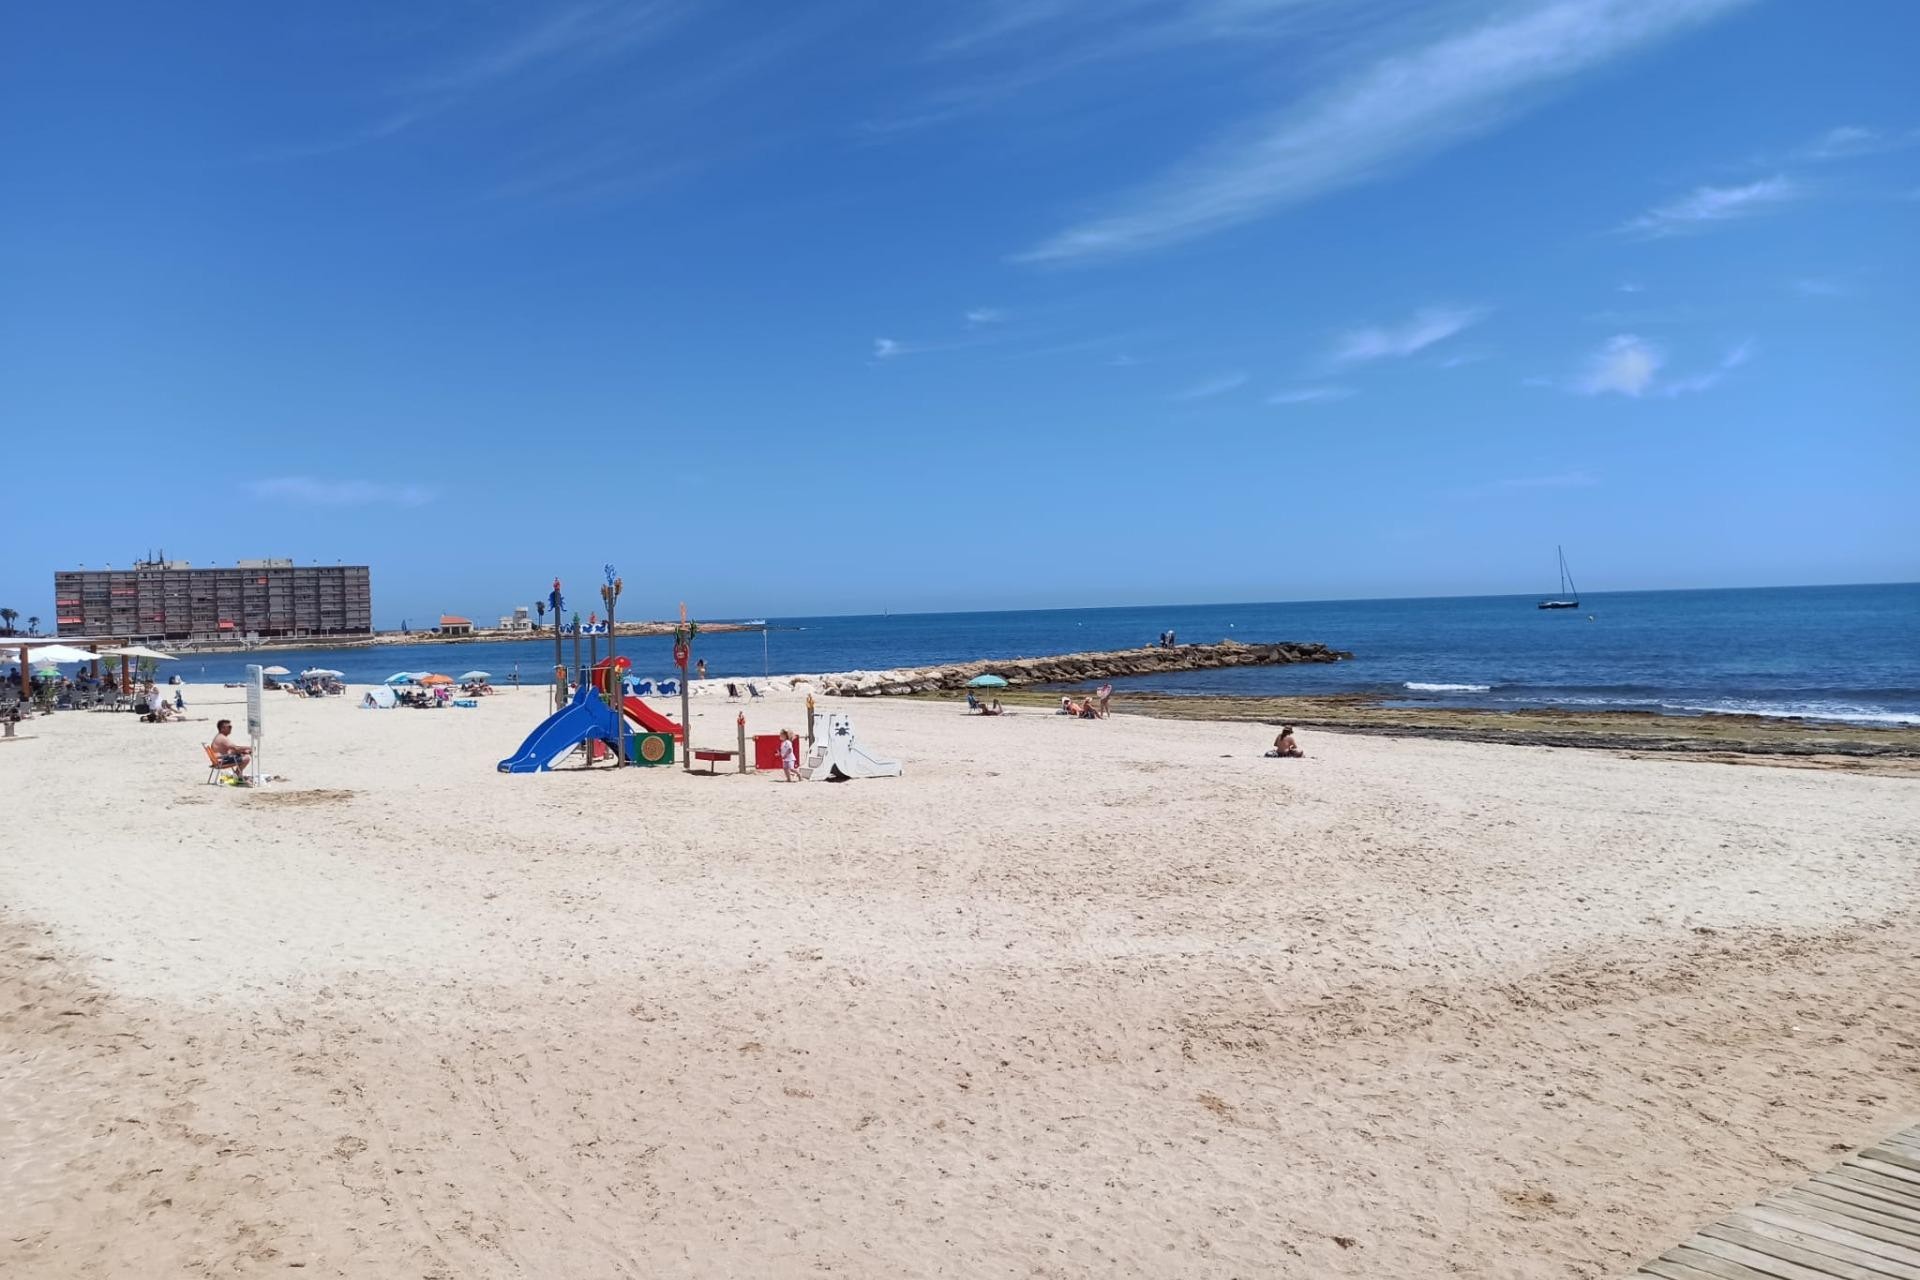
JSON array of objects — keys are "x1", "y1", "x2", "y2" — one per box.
[{"x1": 2, "y1": 0, "x2": 1915, "y2": 626}]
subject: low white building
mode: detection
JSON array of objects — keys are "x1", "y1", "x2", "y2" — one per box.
[{"x1": 497, "y1": 606, "x2": 534, "y2": 631}]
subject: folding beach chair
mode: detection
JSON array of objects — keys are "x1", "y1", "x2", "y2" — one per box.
[{"x1": 747, "y1": 683, "x2": 764, "y2": 700}]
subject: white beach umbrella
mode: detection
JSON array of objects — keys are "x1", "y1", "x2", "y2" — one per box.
[
  {"x1": 302, "y1": 668, "x2": 345, "y2": 678},
  {"x1": 17, "y1": 644, "x2": 101, "y2": 664},
  {"x1": 457, "y1": 670, "x2": 491, "y2": 682},
  {"x1": 99, "y1": 645, "x2": 176, "y2": 661},
  {"x1": 261, "y1": 665, "x2": 291, "y2": 676}
]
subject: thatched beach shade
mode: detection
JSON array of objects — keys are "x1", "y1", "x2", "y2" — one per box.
[{"x1": 965, "y1": 674, "x2": 1009, "y2": 689}]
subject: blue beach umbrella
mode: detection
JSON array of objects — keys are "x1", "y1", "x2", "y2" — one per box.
[
  {"x1": 458, "y1": 670, "x2": 490, "y2": 682},
  {"x1": 385, "y1": 671, "x2": 421, "y2": 685},
  {"x1": 965, "y1": 674, "x2": 1009, "y2": 688}
]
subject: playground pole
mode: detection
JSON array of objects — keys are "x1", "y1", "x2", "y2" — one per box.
[
  {"x1": 550, "y1": 578, "x2": 565, "y2": 713},
  {"x1": 677, "y1": 603, "x2": 692, "y2": 773},
  {"x1": 571, "y1": 614, "x2": 582, "y2": 693},
  {"x1": 602, "y1": 569, "x2": 623, "y2": 768}
]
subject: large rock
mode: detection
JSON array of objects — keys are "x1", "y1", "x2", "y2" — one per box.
[{"x1": 815, "y1": 640, "x2": 1350, "y2": 697}]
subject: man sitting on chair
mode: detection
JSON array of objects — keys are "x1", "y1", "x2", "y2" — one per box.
[{"x1": 210, "y1": 719, "x2": 252, "y2": 784}]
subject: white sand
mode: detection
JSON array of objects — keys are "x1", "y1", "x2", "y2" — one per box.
[{"x1": 3, "y1": 683, "x2": 1917, "y2": 1277}]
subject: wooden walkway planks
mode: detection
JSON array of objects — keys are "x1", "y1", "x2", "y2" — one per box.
[{"x1": 1631, "y1": 1123, "x2": 1920, "y2": 1280}]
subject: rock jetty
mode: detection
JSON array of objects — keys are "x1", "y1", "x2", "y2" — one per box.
[{"x1": 815, "y1": 640, "x2": 1350, "y2": 697}]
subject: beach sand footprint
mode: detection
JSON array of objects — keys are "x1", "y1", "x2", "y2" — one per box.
[{"x1": 247, "y1": 789, "x2": 356, "y2": 807}]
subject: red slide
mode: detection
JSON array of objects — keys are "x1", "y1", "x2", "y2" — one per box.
[
  {"x1": 591, "y1": 657, "x2": 685, "y2": 741},
  {"x1": 621, "y1": 696, "x2": 684, "y2": 741}
]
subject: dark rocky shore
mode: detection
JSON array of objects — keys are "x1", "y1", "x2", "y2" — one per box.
[{"x1": 815, "y1": 640, "x2": 1350, "y2": 697}]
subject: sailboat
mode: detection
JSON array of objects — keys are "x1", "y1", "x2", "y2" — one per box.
[{"x1": 1537, "y1": 546, "x2": 1580, "y2": 610}]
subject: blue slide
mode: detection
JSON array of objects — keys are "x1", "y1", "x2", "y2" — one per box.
[{"x1": 497, "y1": 685, "x2": 624, "y2": 773}]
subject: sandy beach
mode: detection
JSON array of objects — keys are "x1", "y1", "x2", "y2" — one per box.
[{"x1": 3, "y1": 683, "x2": 1917, "y2": 1278}]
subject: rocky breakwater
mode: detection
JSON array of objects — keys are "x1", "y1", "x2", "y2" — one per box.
[{"x1": 816, "y1": 640, "x2": 1351, "y2": 697}]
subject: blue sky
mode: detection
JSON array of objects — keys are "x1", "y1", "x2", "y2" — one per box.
[{"x1": 2, "y1": 0, "x2": 1914, "y2": 626}]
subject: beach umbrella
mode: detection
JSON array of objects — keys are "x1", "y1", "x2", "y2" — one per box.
[
  {"x1": 965, "y1": 674, "x2": 1009, "y2": 688},
  {"x1": 418, "y1": 673, "x2": 454, "y2": 686},
  {"x1": 19, "y1": 644, "x2": 101, "y2": 664},
  {"x1": 261, "y1": 665, "x2": 291, "y2": 676},
  {"x1": 100, "y1": 644, "x2": 176, "y2": 661},
  {"x1": 301, "y1": 668, "x2": 345, "y2": 678},
  {"x1": 457, "y1": 670, "x2": 490, "y2": 682},
  {"x1": 384, "y1": 672, "x2": 421, "y2": 685}
]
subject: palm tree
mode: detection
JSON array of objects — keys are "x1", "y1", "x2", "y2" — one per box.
[
  {"x1": 26, "y1": 616, "x2": 40, "y2": 636},
  {"x1": 535, "y1": 600, "x2": 546, "y2": 627},
  {"x1": 0, "y1": 608, "x2": 16, "y2": 635}
]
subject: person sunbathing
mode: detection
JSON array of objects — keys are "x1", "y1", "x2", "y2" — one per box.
[
  {"x1": 210, "y1": 719, "x2": 252, "y2": 783},
  {"x1": 1266, "y1": 726, "x2": 1304, "y2": 758}
]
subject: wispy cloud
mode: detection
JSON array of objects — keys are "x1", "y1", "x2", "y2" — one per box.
[
  {"x1": 1334, "y1": 306, "x2": 1482, "y2": 363},
  {"x1": 1575, "y1": 334, "x2": 1663, "y2": 396},
  {"x1": 1791, "y1": 276, "x2": 1846, "y2": 297},
  {"x1": 1571, "y1": 334, "x2": 1750, "y2": 397},
  {"x1": 1016, "y1": 0, "x2": 1752, "y2": 263},
  {"x1": 264, "y1": 5, "x2": 686, "y2": 163},
  {"x1": 872, "y1": 331, "x2": 1010, "y2": 361},
  {"x1": 964, "y1": 307, "x2": 1008, "y2": 327},
  {"x1": 1267, "y1": 386, "x2": 1355, "y2": 405},
  {"x1": 247, "y1": 477, "x2": 435, "y2": 507},
  {"x1": 411, "y1": 3, "x2": 681, "y2": 97},
  {"x1": 1794, "y1": 124, "x2": 1920, "y2": 162},
  {"x1": 1620, "y1": 175, "x2": 1796, "y2": 237},
  {"x1": 1455, "y1": 469, "x2": 1600, "y2": 499},
  {"x1": 1657, "y1": 340, "x2": 1752, "y2": 397},
  {"x1": 1170, "y1": 371, "x2": 1249, "y2": 401},
  {"x1": 876, "y1": 0, "x2": 1396, "y2": 137}
]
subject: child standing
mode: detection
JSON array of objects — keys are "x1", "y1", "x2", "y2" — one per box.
[{"x1": 778, "y1": 728, "x2": 799, "y2": 782}]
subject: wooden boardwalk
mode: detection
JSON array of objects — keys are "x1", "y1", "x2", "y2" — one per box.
[{"x1": 1630, "y1": 1122, "x2": 1920, "y2": 1279}]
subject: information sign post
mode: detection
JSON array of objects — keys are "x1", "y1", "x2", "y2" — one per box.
[{"x1": 245, "y1": 663, "x2": 265, "y2": 785}]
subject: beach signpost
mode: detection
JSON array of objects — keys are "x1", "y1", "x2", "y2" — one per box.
[{"x1": 245, "y1": 663, "x2": 264, "y2": 785}]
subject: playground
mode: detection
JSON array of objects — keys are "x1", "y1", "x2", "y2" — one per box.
[{"x1": 496, "y1": 598, "x2": 900, "y2": 781}]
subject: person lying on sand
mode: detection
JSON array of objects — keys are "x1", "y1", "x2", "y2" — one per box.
[{"x1": 1265, "y1": 726, "x2": 1304, "y2": 758}]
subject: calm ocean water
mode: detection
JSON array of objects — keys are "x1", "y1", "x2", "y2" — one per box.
[{"x1": 164, "y1": 583, "x2": 1918, "y2": 726}]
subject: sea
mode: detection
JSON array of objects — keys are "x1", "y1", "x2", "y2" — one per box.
[{"x1": 160, "y1": 583, "x2": 1918, "y2": 726}]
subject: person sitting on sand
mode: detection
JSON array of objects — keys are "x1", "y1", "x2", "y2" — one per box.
[
  {"x1": 210, "y1": 719, "x2": 252, "y2": 783},
  {"x1": 1266, "y1": 726, "x2": 1304, "y2": 758}
]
